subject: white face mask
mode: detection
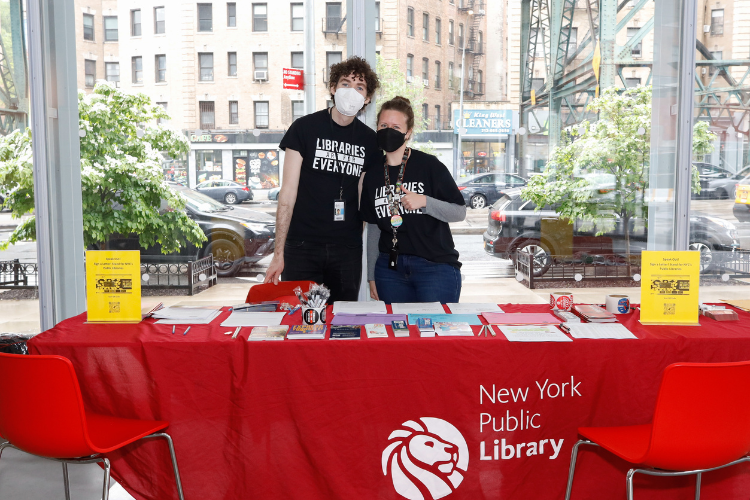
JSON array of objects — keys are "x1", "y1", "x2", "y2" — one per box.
[{"x1": 334, "y1": 87, "x2": 366, "y2": 117}]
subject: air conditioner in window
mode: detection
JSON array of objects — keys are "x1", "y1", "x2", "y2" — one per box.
[
  {"x1": 478, "y1": 9, "x2": 485, "y2": 15},
  {"x1": 704, "y1": 25, "x2": 711, "y2": 32},
  {"x1": 254, "y1": 70, "x2": 268, "y2": 81},
  {"x1": 406, "y1": 75, "x2": 413, "y2": 82},
  {"x1": 423, "y1": 79, "x2": 429, "y2": 86}
]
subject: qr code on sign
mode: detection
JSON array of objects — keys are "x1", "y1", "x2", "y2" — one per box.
[
  {"x1": 109, "y1": 302, "x2": 120, "y2": 313},
  {"x1": 664, "y1": 303, "x2": 675, "y2": 315}
]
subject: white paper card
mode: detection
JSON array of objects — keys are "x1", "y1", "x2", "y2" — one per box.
[
  {"x1": 220, "y1": 312, "x2": 286, "y2": 327},
  {"x1": 447, "y1": 303, "x2": 504, "y2": 314},
  {"x1": 564, "y1": 323, "x2": 637, "y2": 339},
  {"x1": 391, "y1": 302, "x2": 445, "y2": 314},
  {"x1": 498, "y1": 325, "x2": 573, "y2": 342},
  {"x1": 332, "y1": 301, "x2": 388, "y2": 315}
]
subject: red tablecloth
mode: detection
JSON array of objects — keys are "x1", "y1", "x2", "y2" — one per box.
[{"x1": 28, "y1": 304, "x2": 750, "y2": 500}]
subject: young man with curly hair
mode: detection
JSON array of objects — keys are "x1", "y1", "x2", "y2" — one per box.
[{"x1": 264, "y1": 56, "x2": 380, "y2": 302}]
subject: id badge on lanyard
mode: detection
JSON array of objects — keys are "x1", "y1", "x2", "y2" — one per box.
[{"x1": 333, "y1": 199, "x2": 345, "y2": 221}]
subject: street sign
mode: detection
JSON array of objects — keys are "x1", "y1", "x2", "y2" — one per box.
[{"x1": 283, "y1": 68, "x2": 304, "y2": 90}]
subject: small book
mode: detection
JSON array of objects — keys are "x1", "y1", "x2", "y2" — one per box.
[
  {"x1": 287, "y1": 324, "x2": 327, "y2": 339},
  {"x1": 554, "y1": 311, "x2": 581, "y2": 323},
  {"x1": 365, "y1": 323, "x2": 388, "y2": 338},
  {"x1": 392, "y1": 320, "x2": 410, "y2": 337},
  {"x1": 416, "y1": 317, "x2": 434, "y2": 332},
  {"x1": 705, "y1": 309, "x2": 738, "y2": 321},
  {"x1": 572, "y1": 304, "x2": 617, "y2": 323},
  {"x1": 434, "y1": 322, "x2": 474, "y2": 336},
  {"x1": 248, "y1": 325, "x2": 288, "y2": 341},
  {"x1": 330, "y1": 325, "x2": 362, "y2": 340}
]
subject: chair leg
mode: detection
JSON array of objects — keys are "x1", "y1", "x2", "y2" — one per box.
[
  {"x1": 0, "y1": 441, "x2": 10, "y2": 460},
  {"x1": 626, "y1": 469, "x2": 636, "y2": 500},
  {"x1": 565, "y1": 439, "x2": 595, "y2": 500},
  {"x1": 101, "y1": 457, "x2": 111, "y2": 500},
  {"x1": 62, "y1": 462, "x2": 71, "y2": 500},
  {"x1": 695, "y1": 472, "x2": 702, "y2": 500},
  {"x1": 149, "y1": 432, "x2": 185, "y2": 500}
]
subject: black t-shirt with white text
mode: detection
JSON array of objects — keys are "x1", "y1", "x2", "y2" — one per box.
[
  {"x1": 360, "y1": 149, "x2": 465, "y2": 268},
  {"x1": 279, "y1": 109, "x2": 379, "y2": 245}
]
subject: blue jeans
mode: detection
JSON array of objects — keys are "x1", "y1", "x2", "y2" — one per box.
[
  {"x1": 374, "y1": 253, "x2": 461, "y2": 303},
  {"x1": 282, "y1": 240, "x2": 362, "y2": 302}
]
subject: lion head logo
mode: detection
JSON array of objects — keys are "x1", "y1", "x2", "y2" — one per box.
[{"x1": 382, "y1": 417, "x2": 469, "y2": 500}]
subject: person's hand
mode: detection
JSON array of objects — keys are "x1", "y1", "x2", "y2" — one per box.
[
  {"x1": 369, "y1": 281, "x2": 379, "y2": 300},
  {"x1": 264, "y1": 254, "x2": 284, "y2": 284},
  {"x1": 400, "y1": 186, "x2": 427, "y2": 210}
]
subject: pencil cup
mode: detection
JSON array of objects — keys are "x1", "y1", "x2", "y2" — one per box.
[{"x1": 302, "y1": 306, "x2": 326, "y2": 325}]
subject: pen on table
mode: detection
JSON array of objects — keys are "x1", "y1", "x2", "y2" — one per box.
[
  {"x1": 183, "y1": 326, "x2": 191, "y2": 336},
  {"x1": 231, "y1": 326, "x2": 242, "y2": 339},
  {"x1": 172, "y1": 325, "x2": 175, "y2": 335},
  {"x1": 287, "y1": 305, "x2": 301, "y2": 316}
]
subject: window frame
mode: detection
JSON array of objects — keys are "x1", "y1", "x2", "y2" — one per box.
[
  {"x1": 229, "y1": 100, "x2": 239, "y2": 124},
  {"x1": 84, "y1": 59, "x2": 96, "y2": 87},
  {"x1": 423, "y1": 12, "x2": 429, "y2": 42},
  {"x1": 155, "y1": 54, "x2": 167, "y2": 82},
  {"x1": 154, "y1": 6, "x2": 165, "y2": 34},
  {"x1": 103, "y1": 16, "x2": 118, "y2": 42},
  {"x1": 199, "y1": 52, "x2": 214, "y2": 82},
  {"x1": 711, "y1": 9, "x2": 724, "y2": 36},
  {"x1": 253, "y1": 52, "x2": 269, "y2": 72},
  {"x1": 131, "y1": 56, "x2": 143, "y2": 84},
  {"x1": 291, "y1": 51, "x2": 304, "y2": 69},
  {"x1": 435, "y1": 18, "x2": 441, "y2": 45},
  {"x1": 197, "y1": 3, "x2": 213, "y2": 32},
  {"x1": 422, "y1": 57, "x2": 429, "y2": 84},
  {"x1": 199, "y1": 101, "x2": 216, "y2": 129},
  {"x1": 406, "y1": 54, "x2": 414, "y2": 78},
  {"x1": 131, "y1": 9, "x2": 141, "y2": 37},
  {"x1": 435, "y1": 60, "x2": 441, "y2": 89},
  {"x1": 407, "y1": 7, "x2": 414, "y2": 37},
  {"x1": 254, "y1": 101, "x2": 270, "y2": 129},
  {"x1": 292, "y1": 100, "x2": 305, "y2": 122},
  {"x1": 448, "y1": 20, "x2": 454, "y2": 45},
  {"x1": 83, "y1": 13, "x2": 95, "y2": 41},
  {"x1": 228, "y1": 52, "x2": 237, "y2": 76},
  {"x1": 105, "y1": 62, "x2": 120, "y2": 83},
  {"x1": 227, "y1": 2, "x2": 237, "y2": 27},
  {"x1": 291, "y1": 3, "x2": 304, "y2": 31},
  {"x1": 253, "y1": 3, "x2": 268, "y2": 32}
]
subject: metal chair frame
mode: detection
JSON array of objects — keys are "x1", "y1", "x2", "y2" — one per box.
[
  {"x1": 565, "y1": 438, "x2": 750, "y2": 500},
  {"x1": 0, "y1": 432, "x2": 185, "y2": 500}
]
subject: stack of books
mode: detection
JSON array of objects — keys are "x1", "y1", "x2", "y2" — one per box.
[
  {"x1": 391, "y1": 320, "x2": 410, "y2": 337},
  {"x1": 572, "y1": 304, "x2": 617, "y2": 323},
  {"x1": 416, "y1": 317, "x2": 435, "y2": 337}
]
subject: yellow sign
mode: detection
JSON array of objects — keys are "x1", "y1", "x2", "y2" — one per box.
[
  {"x1": 592, "y1": 41, "x2": 601, "y2": 83},
  {"x1": 640, "y1": 251, "x2": 700, "y2": 325},
  {"x1": 86, "y1": 251, "x2": 142, "y2": 323},
  {"x1": 530, "y1": 89, "x2": 536, "y2": 106}
]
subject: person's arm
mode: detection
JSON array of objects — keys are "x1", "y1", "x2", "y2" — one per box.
[
  {"x1": 264, "y1": 148, "x2": 303, "y2": 284},
  {"x1": 423, "y1": 196, "x2": 466, "y2": 223},
  {"x1": 366, "y1": 223, "x2": 380, "y2": 300}
]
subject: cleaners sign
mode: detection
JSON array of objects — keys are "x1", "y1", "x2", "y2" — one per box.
[{"x1": 453, "y1": 109, "x2": 514, "y2": 135}]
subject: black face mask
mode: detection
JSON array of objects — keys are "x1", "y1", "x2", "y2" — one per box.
[{"x1": 377, "y1": 127, "x2": 407, "y2": 153}]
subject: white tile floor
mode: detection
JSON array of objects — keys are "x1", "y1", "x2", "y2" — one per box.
[{"x1": 0, "y1": 445, "x2": 134, "y2": 500}]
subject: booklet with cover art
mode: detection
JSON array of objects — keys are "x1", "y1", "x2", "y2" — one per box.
[
  {"x1": 287, "y1": 324, "x2": 327, "y2": 339},
  {"x1": 330, "y1": 325, "x2": 361, "y2": 340},
  {"x1": 365, "y1": 323, "x2": 388, "y2": 338}
]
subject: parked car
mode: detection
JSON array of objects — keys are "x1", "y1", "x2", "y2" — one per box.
[
  {"x1": 695, "y1": 163, "x2": 750, "y2": 200},
  {"x1": 733, "y1": 174, "x2": 750, "y2": 222},
  {"x1": 483, "y1": 189, "x2": 739, "y2": 276},
  {"x1": 457, "y1": 173, "x2": 528, "y2": 209},
  {"x1": 268, "y1": 187, "x2": 280, "y2": 201},
  {"x1": 196, "y1": 179, "x2": 253, "y2": 205},
  {"x1": 97, "y1": 184, "x2": 275, "y2": 277}
]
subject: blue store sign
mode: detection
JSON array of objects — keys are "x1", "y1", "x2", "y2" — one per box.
[{"x1": 453, "y1": 109, "x2": 514, "y2": 135}]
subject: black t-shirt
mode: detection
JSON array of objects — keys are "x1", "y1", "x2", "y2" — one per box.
[
  {"x1": 360, "y1": 149, "x2": 465, "y2": 268},
  {"x1": 279, "y1": 109, "x2": 379, "y2": 245}
]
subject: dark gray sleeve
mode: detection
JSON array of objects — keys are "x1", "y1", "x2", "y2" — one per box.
[
  {"x1": 423, "y1": 196, "x2": 467, "y2": 223},
  {"x1": 367, "y1": 223, "x2": 380, "y2": 282}
]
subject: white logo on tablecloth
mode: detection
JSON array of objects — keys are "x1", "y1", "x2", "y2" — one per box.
[{"x1": 382, "y1": 417, "x2": 469, "y2": 500}]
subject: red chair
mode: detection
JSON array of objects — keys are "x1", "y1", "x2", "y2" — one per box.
[
  {"x1": 0, "y1": 353, "x2": 185, "y2": 500},
  {"x1": 245, "y1": 280, "x2": 316, "y2": 303},
  {"x1": 565, "y1": 361, "x2": 750, "y2": 500}
]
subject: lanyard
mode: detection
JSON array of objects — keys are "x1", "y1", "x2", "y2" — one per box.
[
  {"x1": 383, "y1": 148, "x2": 410, "y2": 250},
  {"x1": 329, "y1": 109, "x2": 355, "y2": 200}
]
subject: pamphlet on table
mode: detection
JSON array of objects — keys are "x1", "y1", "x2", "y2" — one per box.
[
  {"x1": 408, "y1": 313, "x2": 483, "y2": 326},
  {"x1": 497, "y1": 325, "x2": 573, "y2": 342},
  {"x1": 482, "y1": 312, "x2": 561, "y2": 325},
  {"x1": 248, "y1": 326, "x2": 288, "y2": 341},
  {"x1": 365, "y1": 324, "x2": 388, "y2": 338},
  {"x1": 331, "y1": 314, "x2": 407, "y2": 326},
  {"x1": 220, "y1": 311, "x2": 286, "y2": 327},
  {"x1": 434, "y1": 322, "x2": 474, "y2": 336},
  {"x1": 332, "y1": 301, "x2": 388, "y2": 314},
  {"x1": 391, "y1": 302, "x2": 445, "y2": 314},
  {"x1": 330, "y1": 325, "x2": 362, "y2": 340},
  {"x1": 287, "y1": 324, "x2": 327, "y2": 339},
  {"x1": 446, "y1": 303, "x2": 504, "y2": 314},
  {"x1": 560, "y1": 323, "x2": 637, "y2": 339},
  {"x1": 153, "y1": 306, "x2": 222, "y2": 324}
]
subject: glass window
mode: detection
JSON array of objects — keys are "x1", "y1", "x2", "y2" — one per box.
[
  {"x1": 84, "y1": 59, "x2": 95, "y2": 87},
  {"x1": 326, "y1": 3, "x2": 342, "y2": 32},
  {"x1": 568, "y1": 27, "x2": 577, "y2": 54},
  {"x1": 131, "y1": 56, "x2": 142, "y2": 83},
  {"x1": 198, "y1": 3, "x2": 212, "y2": 32},
  {"x1": 156, "y1": 102, "x2": 168, "y2": 124},
  {"x1": 254, "y1": 52, "x2": 268, "y2": 71},
  {"x1": 448, "y1": 61, "x2": 454, "y2": 87},
  {"x1": 531, "y1": 78, "x2": 544, "y2": 91},
  {"x1": 199, "y1": 53, "x2": 214, "y2": 81},
  {"x1": 253, "y1": 3, "x2": 268, "y2": 32},
  {"x1": 155, "y1": 54, "x2": 166, "y2": 82},
  {"x1": 83, "y1": 14, "x2": 94, "y2": 41},
  {"x1": 458, "y1": 23, "x2": 464, "y2": 48},
  {"x1": 435, "y1": 60, "x2": 441, "y2": 89},
  {"x1": 326, "y1": 51, "x2": 342, "y2": 82},
  {"x1": 131, "y1": 9, "x2": 141, "y2": 36},
  {"x1": 435, "y1": 18, "x2": 441, "y2": 45},
  {"x1": 423, "y1": 13, "x2": 429, "y2": 41},
  {"x1": 422, "y1": 57, "x2": 429, "y2": 84},
  {"x1": 229, "y1": 101, "x2": 239, "y2": 124},
  {"x1": 255, "y1": 101, "x2": 269, "y2": 128},
  {"x1": 422, "y1": 103, "x2": 429, "y2": 125},
  {"x1": 449, "y1": 20, "x2": 454, "y2": 45},
  {"x1": 227, "y1": 2, "x2": 236, "y2": 27},
  {"x1": 154, "y1": 6, "x2": 165, "y2": 34},
  {"x1": 199, "y1": 101, "x2": 215, "y2": 129},
  {"x1": 291, "y1": 3, "x2": 304, "y2": 31},
  {"x1": 292, "y1": 100, "x2": 305, "y2": 122},
  {"x1": 435, "y1": 105, "x2": 441, "y2": 128},
  {"x1": 103, "y1": 16, "x2": 118, "y2": 41},
  {"x1": 105, "y1": 62, "x2": 119, "y2": 82},
  {"x1": 375, "y1": 2, "x2": 381, "y2": 32},
  {"x1": 228, "y1": 52, "x2": 237, "y2": 76},
  {"x1": 711, "y1": 9, "x2": 724, "y2": 35},
  {"x1": 709, "y1": 50, "x2": 722, "y2": 75},
  {"x1": 625, "y1": 77, "x2": 641, "y2": 88},
  {"x1": 406, "y1": 54, "x2": 413, "y2": 78},
  {"x1": 291, "y1": 52, "x2": 304, "y2": 69},
  {"x1": 407, "y1": 8, "x2": 414, "y2": 37},
  {"x1": 627, "y1": 27, "x2": 642, "y2": 58}
]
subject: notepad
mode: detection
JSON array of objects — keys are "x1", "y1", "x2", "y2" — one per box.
[
  {"x1": 391, "y1": 302, "x2": 445, "y2": 314},
  {"x1": 482, "y1": 312, "x2": 561, "y2": 325},
  {"x1": 498, "y1": 325, "x2": 572, "y2": 342},
  {"x1": 562, "y1": 323, "x2": 637, "y2": 340},
  {"x1": 220, "y1": 312, "x2": 286, "y2": 327},
  {"x1": 446, "y1": 303, "x2": 504, "y2": 314}
]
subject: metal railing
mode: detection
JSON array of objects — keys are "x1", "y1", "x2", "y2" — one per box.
[
  {"x1": 322, "y1": 16, "x2": 346, "y2": 34},
  {"x1": 141, "y1": 255, "x2": 217, "y2": 296},
  {"x1": 0, "y1": 260, "x2": 38, "y2": 289},
  {"x1": 515, "y1": 251, "x2": 641, "y2": 289},
  {"x1": 466, "y1": 41, "x2": 484, "y2": 54}
]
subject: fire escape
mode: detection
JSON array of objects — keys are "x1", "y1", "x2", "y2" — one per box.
[{"x1": 458, "y1": 0, "x2": 485, "y2": 100}]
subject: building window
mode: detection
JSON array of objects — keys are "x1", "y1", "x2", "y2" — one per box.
[
  {"x1": 422, "y1": 103, "x2": 429, "y2": 125},
  {"x1": 198, "y1": 3, "x2": 212, "y2": 32},
  {"x1": 435, "y1": 61, "x2": 441, "y2": 89},
  {"x1": 83, "y1": 14, "x2": 94, "y2": 41},
  {"x1": 199, "y1": 101, "x2": 215, "y2": 129},
  {"x1": 448, "y1": 61, "x2": 454, "y2": 87},
  {"x1": 435, "y1": 105, "x2": 441, "y2": 128},
  {"x1": 291, "y1": 51, "x2": 304, "y2": 69},
  {"x1": 625, "y1": 77, "x2": 641, "y2": 88},
  {"x1": 422, "y1": 57, "x2": 429, "y2": 85},
  {"x1": 156, "y1": 102, "x2": 168, "y2": 125},
  {"x1": 375, "y1": 2, "x2": 381, "y2": 32},
  {"x1": 199, "y1": 53, "x2": 214, "y2": 81},
  {"x1": 406, "y1": 54, "x2": 413, "y2": 79},
  {"x1": 132, "y1": 56, "x2": 143, "y2": 83},
  {"x1": 423, "y1": 13, "x2": 429, "y2": 41},
  {"x1": 710, "y1": 50, "x2": 722, "y2": 74},
  {"x1": 435, "y1": 18, "x2": 441, "y2": 45},
  {"x1": 448, "y1": 20, "x2": 454, "y2": 45},
  {"x1": 228, "y1": 52, "x2": 237, "y2": 76},
  {"x1": 154, "y1": 7, "x2": 165, "y2": 34},
  {"x1": 531, "y1": 78, "x2": 545, "y2": 92},
  {"x1": 325, "y1": 3, "x2": 342, "y2": 32},
  {"x1": 254, "y1": 52, "x2": 268, "y2": 74},
  {"x1": 326, "y1": 51, "x2": 342, "y2": 82},
  {"x1": 568, "y1": 27, "x2": 577, "y2": 54},
  {"x1": 292, "y1": 100, "x2": 305, "y2": 122},
  {"x1": 253, "y1": 3, "x2": 268, "y2": 32},
  {"x1": 291, "y1": 3, "x2": 303, "y2": 31},
  {"x1": 105, "y1": 62, "x2": 119, "y2": 83},
  {"x1": 103, "y1": 16, "x2": 118, "y2": 41},
  {"x1": 131, "y1": 9, "x2": 141, "y2": 36},
  {"x1": 155, "y1": 54, "x2": 166, "y2": 82},
  {"x1": 229, "y1": 101, "x2": 239, "y2": 124},
  {"x1": 407, "y1": 8, "x2": 414, "y2": 37},
  {"x1": 255, "y1": 101, "x2": 269, "y2": 128},
  {"x1": 458, "y1": 23, "x2": 464, "y2": 48},
  {"x1": 84, "y1": 59, "x2": 95, "y2": 87},
  {"x1": 711, "y1": 9, "x2": 724, "y2": 36},
  {"x1": 227, "y1": 2, "x2": 236, "y2": 27},
  {"x1": 627, "y1": 27, "x2": 641, "y2": 58}
]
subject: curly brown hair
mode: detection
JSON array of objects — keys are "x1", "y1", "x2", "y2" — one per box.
[
  {"x1": 328, "y1": 56, "x2": 380, "y2": 108},
  {"x1": 377, "y1": 96, "x2": 415, "y2": 131}
]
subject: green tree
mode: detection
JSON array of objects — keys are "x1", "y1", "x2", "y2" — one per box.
[
  {"x1": 0, "y1": 82, "x2": 206, "y2": 253},
  {"x1": 521, "y1": 86, "x2": 715, "y2": 255}
]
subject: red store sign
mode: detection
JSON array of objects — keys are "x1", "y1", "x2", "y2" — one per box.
[{"x1": 283, "y1": 68, "x2": 304, "y2": 90}]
